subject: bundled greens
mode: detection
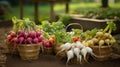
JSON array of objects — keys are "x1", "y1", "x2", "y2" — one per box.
[{"x1": 12, "y1": 17, "x2": 36, "y2": 33}]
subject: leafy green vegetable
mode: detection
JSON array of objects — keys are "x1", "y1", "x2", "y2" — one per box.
[{"x1": 103, "y1": 21, "x2": 117, "y2": 34}]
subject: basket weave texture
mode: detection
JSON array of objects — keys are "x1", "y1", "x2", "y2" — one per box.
[
  {"x1": 90, "y1": 45, "x2": 112, "y2": 61},
  {"x1": 17, "y1": 44, "x2": 40, "y2": 60}
]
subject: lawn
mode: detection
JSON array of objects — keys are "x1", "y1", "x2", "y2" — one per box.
[{"x1": 5, "y1": 2, "x2": 120, "y2": 21}]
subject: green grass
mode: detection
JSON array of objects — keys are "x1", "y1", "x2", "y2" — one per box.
[{"x1": 6, "y1": 2, "x2": 120, "y2": 21}]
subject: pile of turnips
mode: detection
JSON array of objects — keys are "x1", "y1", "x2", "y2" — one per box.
[
  {"x1": 82, "y1": 32, "x2": 116, "y2": 47},
  {"x1": 57, "y1": 41, "x2": 96, "y2": 64}
]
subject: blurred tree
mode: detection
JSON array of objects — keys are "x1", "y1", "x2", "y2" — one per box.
[
  {"x1": 7, "y1": 0, "x2": 19, "y2": 6},
  {"x1": 101, "y1": 0, "x2": 109, "y2": 8}
]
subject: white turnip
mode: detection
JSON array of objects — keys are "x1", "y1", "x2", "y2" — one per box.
[
  {"x1": 66, "y1": 49, "x2": 74, "y2": 65},
  {"x1": 73, "y1": 48, "x2": 80, "y2": 61},
  {"x1": 81, "y1": 47, "x2": 89, "y2": 63},
  {"x1": 75, "y1": 41, "x2": 85, "y2": 49},
  {"x1": 57, "y1": 43, "x2": 72, "y2": 55}
]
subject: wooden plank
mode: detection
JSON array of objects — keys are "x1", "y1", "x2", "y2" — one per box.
[{"x1": 19, "y1": 0, "x2": 23, "y2": 19}]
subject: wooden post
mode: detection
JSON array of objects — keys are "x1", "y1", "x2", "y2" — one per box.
[
  {"x1": 19, "y1": 0, "x2": 23, "y2": 19},
  {"x1": 50, "y1": 1, "x2": 55, "y2": 22},
  {"x1": 34, "y1": 0, "x2": 39, "y2": 22},
  {"x1": 65, "y1": 2, "x2": 69, "y2": 14}
]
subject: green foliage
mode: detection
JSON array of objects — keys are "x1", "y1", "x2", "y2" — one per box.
[
  {"x1": 59, "y1": 14, "x2": 72, "y2": 26},
  {"x1": 54, "y1": 31, "x2": 72, "y2": 44},
  {"x1": 103, "y1": 21, "x2": 117, "y2": 33},
  {"x1": 37, "y1": 21, "x2": 65, "y2": 35},
  {"x1": 83, "y1": 8, "x2": 120, "y2": 20},
  {"x1": 12, "y1": 17, "x2": 36, "y2": 32}
]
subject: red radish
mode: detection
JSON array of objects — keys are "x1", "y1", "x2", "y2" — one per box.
[
  {"x1": 18, "y1": 30, "x2": 25, "y2": 37},
  {"x1": 29, "y1": 31, "x2": 36, "y2": 38},
  {"x1": 33, "y1": 38, "x2": 39, "y2": 44},
  {"x1": 42, "y1": 40, "x2": 51, "y2": 47},
  {"x1": 10, "y1": 31, "x2": 16, "y2": 37},
  {"x1": 12, "y1": 37, "x2": 19, "y2": 52},
  {"x1": 36, "y1": 30, "x2": 42, "y2": 37},
  {"x1": 27, "y1": 37, "x2": 33, "y2": 44},
  {"x1": 7, "y1": 35, "x2": 13, "y2": 42},
  {"x1": 18, "y1": 30, "x2": 24, "y2": 35},
  {"x1": 19, "y1": 37, "x2": 24, "y2": 44},
  {"x1": 24, "y1": 33, "x2": 28, "y2": 39},
  {"x1": 12, "y1": 37, "x2": 19, "y2": 44},
  {"x1": 38, "y1": 35, "x2": 44, "y2": 42}
]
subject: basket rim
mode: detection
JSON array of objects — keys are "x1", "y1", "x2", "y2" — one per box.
[{"x1": 66, "y1": 23, "x2": 83, "y2": 32}]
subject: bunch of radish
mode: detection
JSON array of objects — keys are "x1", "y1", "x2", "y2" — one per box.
[
  {"x1": 7, "y1": 30, "x2": 44, "y2": 44},
  {"x1": 42, "y1": 35, "x2": 55, "y2": 48},
  {"x1": 57, "y1": 41, "x2": 96, "y2": 65}
]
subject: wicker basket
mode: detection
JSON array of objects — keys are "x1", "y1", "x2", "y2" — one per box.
[
  {"x1": 54, "y1": 44, "x2": 66, "y2": 58},
  {"x1": 17, "y1": 44, "x2": 40, "y2": 60},
  {"x1": 43, "y1": 46, "x2": 54, "y2": 55},
  {"x1": 90, "y1": 45, "x2": 112, "y2": 61},
  {"x1": 6, "y1": 41, "x2": 18, "y2": 54},
  {"x1": 66, "y1": 23, "x2": 83, "y2": 32}
]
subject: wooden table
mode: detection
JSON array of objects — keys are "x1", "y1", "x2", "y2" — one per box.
[{"x1": 19, "y1": 0, "x2": 71, "y2": 22}]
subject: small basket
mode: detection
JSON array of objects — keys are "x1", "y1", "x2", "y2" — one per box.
[
  {"x1": 43, "y1": 46, "x2": 54, "y2": 55},
  {"x1": 90, "y1": 45, "x2": 112, "y2": 61},
  {"x1": 66, "y1": 23, "x2": 83, "y2": 32},
  {"x1": 17, "y1": 44, "x2": 40, "y2": 60}
]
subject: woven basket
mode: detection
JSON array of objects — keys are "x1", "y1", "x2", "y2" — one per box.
[
  {"x1": 43, "y1": 46, "x2": 54, "y2": 55},
  {"x1": 54, "y1": 44, "x2": 66, "y2": 58},
  {"x1": 90, "y1": 45, "x2": 112, "y2": 61},
  {"x1": 6, "y1": 41, "x2": 18, "y2": 54},
  {"x1": 17, "y1": 44, "x2": 40, "y2": 60}
]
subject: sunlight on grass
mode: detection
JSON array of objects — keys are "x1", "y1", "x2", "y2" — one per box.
[{"x1": 10, "y1": 2, "x2": 120, "y2": 21}]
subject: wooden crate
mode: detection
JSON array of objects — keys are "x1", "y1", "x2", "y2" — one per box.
[{"x1": 71, "y1": 17, "x2": 120, "y2": 34}]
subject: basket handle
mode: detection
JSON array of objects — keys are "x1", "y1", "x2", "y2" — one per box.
[{"x1": 66, "y1": 23, "x2": 83, "y2": 32}]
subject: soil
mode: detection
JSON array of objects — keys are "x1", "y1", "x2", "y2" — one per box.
[{"x1": 0, "y1": 20, "x2": 120, "y2": 67}]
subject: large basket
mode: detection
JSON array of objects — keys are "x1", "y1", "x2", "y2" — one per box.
[
  {"x1": 17, "y1": 44, "x2": 40, "y2": 60},
  {"x1": 90, "y1": 45, "x2": 112, "y2": 61}
]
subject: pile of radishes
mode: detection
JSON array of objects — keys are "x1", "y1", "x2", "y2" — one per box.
[
  {"x1": 42, "y1": 35, "x2": 55, "y2": 48},
  {"x1": 7, "y1": 30, "x2": 44, "y2": 44},
  {"x1": 57, "y1": 41, "x2": 96, "y2": 64}
]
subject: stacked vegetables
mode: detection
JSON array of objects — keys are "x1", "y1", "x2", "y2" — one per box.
[
  {"x1": 57, "y1": 41, "x2": 96, "y2": 64},
  {"x1": 6, "y1": 17, "x2": 44, "y2": 52},
  {"x1": 82, "y1": 22, "x2": 116, "y2": 47}
]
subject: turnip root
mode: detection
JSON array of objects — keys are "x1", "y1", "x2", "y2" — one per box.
[
  {"x1": 75, "y1": 41, "x2": 85, "y2": 49},
  {"x1": 66, "y1": 49, "x2": 74, "y2": 65},
  {"x1": 57, "y1": 43, "x2": 72, "y2": 55},
  {"x1": 79, "y1": 55, "x2": 82, "y2": 64},
  {"x1": 99, "y1": 40, "x2": 104, "y2": 55},
  {"x1": 81, "y1": 48, "x2": 89, "y2": 63},
  {"x1": 85, "y1": 47, "x2": 98, "y2": 57},
  {"x1": 73, "y1": 48, "x2": 80, "y2": 61},
  {"x1": 96, "y1": 32, "x2": 104, "y2": 37}
]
